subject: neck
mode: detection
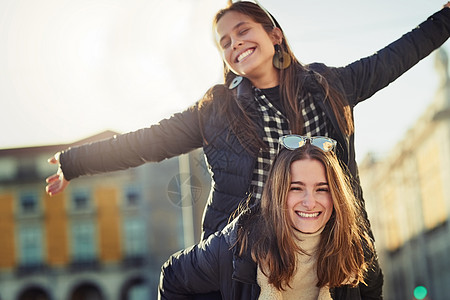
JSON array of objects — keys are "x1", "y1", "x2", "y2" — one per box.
[
  {"x1": 247, "y1": 67, "x2": 279, "y2": 89},
  {"x1": 293, "y1": 226, "x2": 325, "y2": 255},
  {"x1": 252, "y1": 78, "x2": 279, "y2": 89}
]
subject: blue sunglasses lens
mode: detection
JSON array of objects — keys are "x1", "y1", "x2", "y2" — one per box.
[
  {"x1": 282, "y1": 136, "x2": 306, "y2": 150},
  {"x1": 280, "y1": 136, "x2": 336, "y2": 152},
  {"x1": 310, "y1": 138, "x2": 335, "y2": 152}
]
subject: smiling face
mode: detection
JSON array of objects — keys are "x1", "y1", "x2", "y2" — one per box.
[
  {"x1": 215, "y1": 11, "x2": 281, "y2": 88},
  {"x1": 287, "y1": 158, "x2": 334, "y2": 234}
]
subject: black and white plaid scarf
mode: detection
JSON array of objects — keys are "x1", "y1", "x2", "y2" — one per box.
[{"x1": 250, "y1": 89, "x2": 329, "y2": 201}]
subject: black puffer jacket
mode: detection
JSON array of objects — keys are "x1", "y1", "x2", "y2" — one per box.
[
  {"x1": 60, "y1": 8, "x2": 450, "y2": 238},
  {"x1": 158, "y1": 210, "x2": 383, "y2": 300}
]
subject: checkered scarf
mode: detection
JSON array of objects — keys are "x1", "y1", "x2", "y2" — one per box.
[{"x1": 250, "y1": 89, "x2": 329, "y2": 201}]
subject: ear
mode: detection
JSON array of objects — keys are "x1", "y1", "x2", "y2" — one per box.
[{"x1": 270, "y1": 27, "x2": 284, "y2": 45}]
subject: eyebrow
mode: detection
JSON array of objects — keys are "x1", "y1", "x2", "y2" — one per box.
[
  {"x1": 290, "y1": 181, "x2": 329, "y2": 187},
  {"x1": 219, "y1": 21, "x2": 250, "y2": 45}
]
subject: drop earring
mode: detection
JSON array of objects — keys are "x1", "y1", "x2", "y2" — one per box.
[{"x1": 273, "y1": 44, "x2": 291, "y2": 70}]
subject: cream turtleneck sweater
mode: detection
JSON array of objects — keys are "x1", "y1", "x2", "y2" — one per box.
[{"x1": 257, "y1": 228, "x2": 332, "y2": 300}]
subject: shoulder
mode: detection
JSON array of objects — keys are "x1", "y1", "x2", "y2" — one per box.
[
  {"x1": 294, "y1": 62, "x2": 342, "y2": 93},
  {"x1": 199, "y1": 84, "x2": 228, "y2": 107},
  {"x1": 220, "y1": 207, "x2": 256, "y2": 243},
  {"x1": 293, "y1": 62, "x2": 336, "y2": 82},
  {"x1": 305, "y1": 62, "x2": 331, "y2": 73},
  {"x1": 221, "y1": 213, "x2": 242, "y2": 247},
  {"x1": 304, "y1": 62, "x2": 340, "y2": 82},
  {"x1": 196, "y1": 83, "x2": 232, "y2": 122}
]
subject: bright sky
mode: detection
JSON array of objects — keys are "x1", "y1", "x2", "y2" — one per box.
[{"x1": 1, "y1": 0, "x2": 449, "y2": 163}]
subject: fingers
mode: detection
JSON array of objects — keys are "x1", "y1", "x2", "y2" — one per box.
[
  {"x1": 47, "y1": 152, "x2": 61, "y2": 165},
  {"x1": 46, "y1": 152, "x2": 66, "y2": 196},
  {"x1": 46, "y1": 181, "x2": 59, "y2": 196},
  {"x1": 46, "y1": 174, "x2": 69, "y2": 196},
  {"x1": 46, "y1": 173, "x2": 60, "y2": 183},
  {"x1": 46, "y1": 185, "x2": 62, "y2": 196},
  {"x1": 46, "y1": 178, "x2": 60, "y2": 196},
  {"x1": 46, "y1": 171, "x2": 61, "y2": 195},
  {"x1": 47, "y1": 157, "x2": 57, "y2": 164}
]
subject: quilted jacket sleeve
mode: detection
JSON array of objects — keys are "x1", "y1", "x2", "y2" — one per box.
[
  {"x1": 59, "y1": 102, "x2": 205, "y2": 181},
  {"x1": 158, "y1": 231, "x2": 233, "y2": 299},
  {"x1": 359, "y1": 261, "x2": 384, "y2": 300},
  {"x1": 335, "y1": 7, "x2": 450, "y2": 106}
]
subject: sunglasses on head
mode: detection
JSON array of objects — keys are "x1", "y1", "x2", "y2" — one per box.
[{"x1": 279, "y1": 135, "x2": 337, "y2": 152}]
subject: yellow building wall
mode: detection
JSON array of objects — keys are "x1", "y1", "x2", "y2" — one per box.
[
  {"x1": 44, "y1": 192, "x2": 69, "y2": 266},
  {"x1": 96, "y1": 187, "x2": 122, "y2": 262},
  {"x1": 417, "y1": 139, "x2": 447, "y2": 229},
  {"x1": 381, "y1": 185, "x2": 402, "y2": 251},
  {"x1": 0, "y1": 193, "x2": 16, "y2": 269}
]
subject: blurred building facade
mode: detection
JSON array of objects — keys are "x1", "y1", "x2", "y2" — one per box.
[
  {"x1": 360, "y1": 48, "x2": 450, "y2": 300},
  {"x1": 0, "y1": 131, "x2": 210, "y2": 300}
]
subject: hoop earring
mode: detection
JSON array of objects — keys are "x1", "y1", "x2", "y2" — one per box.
[{"x1": 273, "y1": 44, "x2": 291, "y2": 70}]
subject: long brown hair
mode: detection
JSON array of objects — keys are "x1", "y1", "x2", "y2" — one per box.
[
  {"x1": 237, "y1": 144, "x2": 374, "y2": 289},
  {"x1": 200, "y1": 1, "x2": 353, "y2": 153}
]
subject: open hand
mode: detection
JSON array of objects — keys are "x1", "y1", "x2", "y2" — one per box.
[{"x1": 45, "y1": 152, "x2": 70, "y2": 196}]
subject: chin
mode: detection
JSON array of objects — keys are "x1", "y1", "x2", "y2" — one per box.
[{"x1": 297, "y1": 226, "x2": 321, "y2": 234}]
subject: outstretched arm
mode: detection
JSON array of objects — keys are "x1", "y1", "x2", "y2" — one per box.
[
  {"x1": 336, "y1": 3, "x2": 450, "y2": 106},
  {"x1": 45, "y1": 152, "x2": 70, "y2": 196},
  {"x1": 44, "y1": 101, "x2": 206, "y2": 195}
]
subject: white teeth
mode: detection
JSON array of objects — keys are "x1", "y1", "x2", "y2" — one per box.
[
  {"x1": 297, "y1": 212, "x2": 320, "y2": 218},
  {"x1": 237, "y1": 49, "x2": 254, "y2": 62}
]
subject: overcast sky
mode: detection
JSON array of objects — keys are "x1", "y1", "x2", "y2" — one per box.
[{"x1": 1, "y1": 0, "x2": 449, "y2": 162}]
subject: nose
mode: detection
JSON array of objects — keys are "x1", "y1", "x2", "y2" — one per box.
[
  {"x1": 232, "y1": 38, "x2": 243, "y2": 50},
  {"x1": 301, "y1": 192, "x2": 316, "y2": 210}
]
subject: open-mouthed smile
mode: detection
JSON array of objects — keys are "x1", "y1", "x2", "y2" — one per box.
[
  {"x1": 296, "y1": 211, "x2": 321, "y2": 218},
  {"x1": 236, "y1": 48, "x2": 255, "y2": 62}
]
